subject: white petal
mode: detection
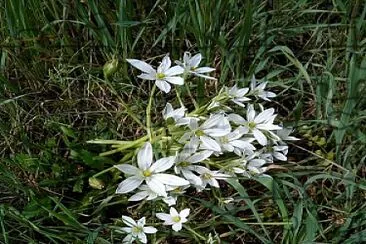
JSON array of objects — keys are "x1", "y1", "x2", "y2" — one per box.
[
  {"x1": 122, "y1": 234, "x2": 135, "y2": 243},
  {"x1": 247, "y1": 105, "x2": 256, "y2": 122},
  {"x1": 163, "y1": 103, "x2": 173, "y2": 119},
  {"x1": 128, "y1": 191, "x2": 150, "y2": 202},
  {"x1": 253, "y1": 129, "x2": 267, "y2": 146},
  {"x1": 155, "y1": 80, "x2": 171, "y2": 93},
  {"x1": 181, "y1": 169, "x2": 202, "y2": 186},
  {"x1": 137, "y1": 232, "x2": 147, "y2": 244},
  {"x1": 158, "y1": 55, "x2": 171, "y2": 73},
  {"x1": 164, "y1": 76, "x2": 184, "y2": 85},
  {"x1": 154, "y1": 173, "x2": 190, "y2": 186},
  {"x1": 194, "y1": 67, "x2": 215, "y2": 73},
  {"x1": 180, "y1": 208, "x2": 190, "y2": 218},
  {"x1": 201, "y1": 114, "x2": 222, "y2": 129},
  {"x1": 187, "y1": 150, "x2": 212, "y2": 163},
  {"x1": 189, "y1": 53, "x2": 202, "y2": 67},
  {"x1": 204, "y1": 127, "x2": 231, "y2": 137},
  {"x1": 170, "y1": 207, "x2": 179, "y2": 216},
  {"x1": 192, "y1": 72, "x2": 217, "y2": 80},
  {"x1": 114, "y1": 164, "x2": 139, "y2": 175},
  {"x1": 146, "y1": 176, "x2": 167, "y2": 197},
  {"x1": 120, "y1": 227, "x2": 132, "y2": 233},
  {"x1": 254, "y1": 108, "x2": 274, "y2": 124},
  {"x1": 137, "y1": 73, "x2": 156, "y2": 80},
  {"x1": 137, "y1": 217, "x2": 146, "y2": 226},
  {"x1": 138, "y1": 142, "x2": 153, "y2": 170},
  {"x1": 116, "y1": 176, "x2": 143, "y2": 194},
  {"x1": 228, "y1": 113, "x2": 246, "y2": 124},
  {"x1": 200, "y1": 136, "x2": 221, "y2": 152},
  {"x1": 122, "y1": 216, "x2": 137, "y2": 227},
  {"x1": 165, "y1": 66, "x2": 184, "y2": 76},
  {"x1": 143, "y1": 226, "x2": 158, "y2": 234},
  {"x1": 156, "y1": 213, "x2": 174, "y2": 224},
  {"x1": 126, "y1": 59, "x2": 155, "y2": 74},
  {"x1": 172, "y1": 222, "x2": 182, "y2": 232},
  {"x1": 150, "y1": 156, "x2": 175, "y2": 173}
]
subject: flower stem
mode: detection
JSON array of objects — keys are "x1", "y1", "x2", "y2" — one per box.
[
  {"x1": 185, "y1": 82, "x2": 199, "y2": 110},
  {"x1": 176, "y1": 87, "x2": 184, "y2": 108},
  {"x1": 184, "y1": 225, "x2": 205, "y2": 241},
  {"x1": 146, "y1": 84, "x2": 157, "y2": 142}
]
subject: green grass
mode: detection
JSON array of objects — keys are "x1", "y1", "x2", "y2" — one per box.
[{"x1": 1, "y1": 0, "x2": 365, "y2": 243}]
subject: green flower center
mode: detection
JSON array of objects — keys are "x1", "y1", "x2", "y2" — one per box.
[
  {"x1": 156, "y1": 73, "x2": 166, "y2": 79},
  {"x1": 220, "y1": 136, "x2": 229, "y2": 144},
  {"x1": 143, "y1": 169, "x2": 152, "y2": 177},
  {"x1": 248, "y1": 121, "x2": 256, "y2": 130},
  {"x1": 172, "y1": 216, "x2": 181, "y2": 222},
  {"x1": 178, "y1": 161, "x2": 191, "y2": 167},
  {"x1": 202, "y1": 173, "x2": 212, "y2": 180},
  {"x1": 132, "y1": 226, "x2": 142, "y2": 234},
  {"x1": 195, "y1": 129, "x2": 205, "y2": 137}
]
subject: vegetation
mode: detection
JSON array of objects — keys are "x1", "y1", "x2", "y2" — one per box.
[{"x1": 1, "y1": 0, "x2": 365, "y2": 243}]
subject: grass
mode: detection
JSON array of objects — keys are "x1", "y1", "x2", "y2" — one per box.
[{"x1": 1, "y1": 0, "x2": 365, "y2": 243}]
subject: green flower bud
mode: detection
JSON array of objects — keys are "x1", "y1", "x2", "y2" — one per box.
[
  {"x1": 103, "y1": 58, "x2": 119, "y2": 79},
  {"x1": 89, "y1": 177, "x2": 104, "y2": 190}
]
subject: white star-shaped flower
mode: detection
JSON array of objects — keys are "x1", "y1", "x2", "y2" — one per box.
[
  {"x1": 119, "y1": 216, "x2": 157, "y2": 244},
  {"x1": 115, "y1": 142, "x2": 189, "y2": 197},
  {"x1": 127, "y1": 55, "x2": 184, "y2": 93},
  {"x1": 175, "y1": 52, "x2": 216, "y2": 80},
  {"x1": 250, "y1": 75, "x2": 276, "y2": 101},
  {"x1": 227, "y1": 85, "x2": 251, "y2": 107},
  {"x1": 156, "y1": 207, "x2": 190, "y2": 232}
]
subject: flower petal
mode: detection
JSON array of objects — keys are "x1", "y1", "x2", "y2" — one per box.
[
  {"x1": 126, "y1": 59, "x2": 155, "y2": 74},
  {"x1": 172, "y1": 222, "x2": 182, "y2": 232},
  {"x1": 155, "y1": 80, "x2": 171, "y2": 93},
  {"x1": 189, "y1": 53, "x2": 202, "y2": 67},
  {"x1": 116, "y1": 176, "x2": 143, "y2": 194},
  {"x1": 150, "y1": 156, "x2": 175, "y2": 173},
  {"x1": 200, "y1": 136, "x2": 221, "y2": 152},
  {"x1": 122, "y1": 215, "x2": 137, "y2": 227},
  {"x1": 137, "y1": 232, "x2": 147, "y2": 244},
  {"x1": 180, "y1": 208, "x2": 190, "y2": 218},
  {"x1": 194, "y1": 67, "x2": 215, "y2": 73},
  {"x1": 253, "y1": 129, "x2": 267, "y2": 146},
  {"x1": 137, "y1": 73, "x2": 156, "y2": 80},
  {"x1": 143, "y1": 226, "x2": 158, "y2": 234},
  {"x1": 164, "y1": 76, "x2": 184, "y2": 85},
  {"x1": 158, "y1": 55, "x2": 171, "y2": 73},
  {"x1": 128, "y1": 191, "x2": 150, "y2": 202},
  {"x1": 165, "y1": 65, "x2": 184, "y2": 76},
  {"x1": 154, "y1": 173, "x2": 190, "y2": 186},
  {"x1": 146, "y1": 176, "x2": 167, "y2": 197},
  {"x1": 138, "y1": 142, "x2": 153, "y2": 170},
  {"x1": 156, "y1": 213, "x2": 174, "y2": 224},
  {"x1": 114, "y1": 164, "x2": 139, "y2": 175}
]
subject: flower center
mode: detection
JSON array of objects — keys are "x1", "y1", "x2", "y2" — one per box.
[
  {"x1": 248, "y1": 121, "x2": 256, "y2": 130},
  {"x1": 178, "y1": 161, "x2": 191, "y2": 168},
  {"x1": 143, "y1": 169, "x2": 152, "y2": 177},
  {"x1": 190, "y1": 66, "x2": 197, "y2": 71},
  {"x1": 172, "y1": 216, "x2": 181, "y2": 222},
  {"x1": 195, "y1": 129, "x2": 205, "y2": 137},
  {"x1": 156, "y1": 73, "x2": 166, "y2": 79},
  {"x1": 131, "y1": 226, "x2": 142, "y2": 235},
  {"x1": 220, "y1": 136, "x2": 229, "y2": 144},
  {"x1": 202, "y1": 173, "x2": 212, "y2": 180}
]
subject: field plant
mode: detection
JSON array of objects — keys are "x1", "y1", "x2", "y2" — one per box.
[{"x1": 1, "y1": 0, "x2": 365, "y2": 243}]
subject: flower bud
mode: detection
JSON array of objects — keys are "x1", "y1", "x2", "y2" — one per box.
[
  {"x1": 103, "y1": 58, "x2": 119, "y2": 79},
  {"x1": 89, "y1": 177, "x2": 104, "y2": 189}
]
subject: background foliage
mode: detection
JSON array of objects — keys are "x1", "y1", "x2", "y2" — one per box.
[{"x1": 1, "y1": 0, "x2": 365, "y2": 243}]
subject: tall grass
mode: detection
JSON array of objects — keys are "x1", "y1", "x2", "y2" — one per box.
[{"x1": 1, "y1": 0, "x2": 365, "y2": 243}]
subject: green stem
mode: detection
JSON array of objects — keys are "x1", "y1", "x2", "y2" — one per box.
[
  {"x1": 146, "y1": 84, "x2": 157, "y2": 141},
  {"x1": 185, "y1": 82, "x2": 199, "y2": 110},
  {"x1": 176, "y1": 87, "x2": 184, "y2": 107},
  {"x1": 184, "y1": 225, "x2": 206, "y2": 241}
]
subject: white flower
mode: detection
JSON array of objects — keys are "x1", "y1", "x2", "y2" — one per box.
[
  {"x1": 163, "y1": 185, "x2": 190, "y2": 206},
  {"x1": 276, "y1": 127, "x2": 299, "y2": 141},
  {"x1": 176, "y1": 52, "x2": 216, "y2": 80},
  {"x1": 228, "y1": 106, "x2": 282, "y2": 146},
  {"x1": 233, "y1": 154, "x2": 268, "y2": 177},
  {"x1": 115, "y1": 142, "x2": 189, "y2": 197},
  {"x1": 163, "y1": 103, "x2": 197, "y2": 126},
  {"x1": 194, "y1": 166, "x2": 230, "y2": 191},
  {"x1": 250, "y1": 75, "x2": 276, "y2": 101},
  {"x1": 156, "y1": 207, "x2": 190, "y2": 232},
  {"x1": 180, "y1": 114, "x2": 231, "y2": 152},
  {"x1": 120, "y1": 216, "x2": 157, "y2": 244},
  {"x1": 126, "y1": 55, "x2": 184, "y2": 93},
  {"x1": 175, "y1": 137, "x2": 212, "y2": 186},
  {"x1": 262, "y1": 145, "x2": 288, "y2": 161},
  {"x1": 227, "y1": 85, "x2": 251, "y2": 107},
  {"x1": 215, "y1": 128, "x2": 256, "y2": 156}
]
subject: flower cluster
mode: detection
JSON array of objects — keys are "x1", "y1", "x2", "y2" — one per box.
[{"x1": 97, "y1": 51, "x2": 298, "y2": 243}]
